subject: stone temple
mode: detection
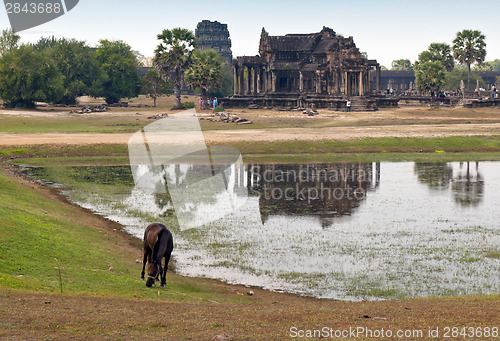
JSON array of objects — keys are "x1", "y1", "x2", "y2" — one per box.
[
  {"x1": 195, "y1": 20, "x2": 233, "y2": 66},
  {"x1": 223, "y1": 27, "x2": 388, "y2": 111}
]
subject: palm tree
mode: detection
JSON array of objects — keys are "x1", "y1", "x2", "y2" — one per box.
[
  {"x1": 154, "y1": 28, "x2": 196, "y2": 109},
  {"x1": 184, "y1": 50, "x2": 224, "y2": 109},
  {"x1": 428, "y1": 43, "x2": 454, "y2": 72},
  {"x1": 414, "y1": 61, "x2": 446, "y2": 96},
  {"x1": 452, "y1": 30, "x2": 486, "y2": 92}
]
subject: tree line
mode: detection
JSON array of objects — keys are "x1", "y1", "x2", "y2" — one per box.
[
  {"x1": 390, "y1": 29, "x2": 497, "y2": 95},
  {"x1": 0, "y1": 27, "x2": 229, "y2": 108}
]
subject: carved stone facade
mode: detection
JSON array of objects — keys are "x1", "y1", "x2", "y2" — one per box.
[
  {"x1": 224, "y1": 27, "x2": 385, "y2": 110},
  {"x1": 195, "y1": 20, "x2": 233, "y2": 66}
]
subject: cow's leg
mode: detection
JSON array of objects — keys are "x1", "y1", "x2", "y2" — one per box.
[
  {"x1": 161, "y1": 252, "x2": 171, "y2": 287},
  {"x1": 141, "y1": 249, "x2": 149, "y2": 280}
]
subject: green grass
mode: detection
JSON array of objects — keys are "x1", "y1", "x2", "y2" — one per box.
[
  {"x1": 0, "y1": 167, "x2": 248, "y2": 303},
  {"x1": 226, "y1": 136, "x2": 500, "y2": 155},
  {"x1": 3, "y1": 144, "x2": 128, "y2": 159},
  {"x1": 242, "y1": 152, "x2": 500, "y2": 163},
  {"x1": 0, "y1": 115, "x2": 146, "y2": 134},
  {"x1": 4, "y1": 136, "x2": 500, "y2": 166}
]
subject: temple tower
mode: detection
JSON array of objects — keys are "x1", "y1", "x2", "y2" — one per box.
[{"x1": 195, "y1": 20, "x2": 233, "y2": 66}]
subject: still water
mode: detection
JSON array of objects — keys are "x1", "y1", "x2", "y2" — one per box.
[{"x1": 23, "y1": 161, "x2": 500, "y2": 300}]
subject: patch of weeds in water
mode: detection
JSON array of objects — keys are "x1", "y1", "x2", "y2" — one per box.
[
  {"x1": 210, "y1": 260, "x2": 235, "y2": 268},
  {"x1": 392, "y1": 230, "x2": 413, "y2": 237},
  {"x1": 278, "y1": 271, "x2": 303, "y2": 281},
  {"x1": 277, "y1": 272, "x2": 331, "y2": 289},
  {"x1": 211, "y1": 260, "x2": 262, "y2": 276},
  {"x1": 207, "y1": 241, "x2": 253, "y2": 255},
  {"x1": 10, "y1": 149, "x2": 26, "y2": 154},
  {"x1": 459, "y1": 255, "x2": 481, "y2": 263},
  {"x1": 346, "y1": 275, "x2": 404, "y2": 300},
  {"x1": 484, "y1": 248, "x2": 500, "y2": 260},
  {"x1": 0, "y1": 151, "x2": 9, "y2": 155}
]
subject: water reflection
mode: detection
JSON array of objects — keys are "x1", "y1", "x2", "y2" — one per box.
[
  {"x1": 452, "y1": 162, "x2": 484, "y2": 207},
  {"x1": 248, "y1": 163, "x2": 380, "y2": 228},
  {"x1": 414, "y1": 162, "x2": 453, "y2": 190},
  {"x1": 415, "y1": 162, "x2": 484, "y2": 206},
  {"x1": 20, "y1": 161, "x2": 499, "y2": 300}
]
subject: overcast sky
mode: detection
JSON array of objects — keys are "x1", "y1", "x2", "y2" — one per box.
[{"x1": 1, "y1": 0, "x2": 498, "y2": 68}]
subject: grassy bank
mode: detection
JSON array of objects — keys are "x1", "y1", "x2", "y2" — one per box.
[
  {"x1": 3, "y1": 135, "x2": 500, "y2": 166},
  {"x1": 0, "y1": 164, "x2": 250, "y2": 303}
]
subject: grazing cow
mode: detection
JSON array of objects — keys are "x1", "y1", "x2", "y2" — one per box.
[{"x1": 141, "y1": 223, "x2": 173, "y2": 287}]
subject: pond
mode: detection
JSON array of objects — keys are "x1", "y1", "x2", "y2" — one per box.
[{"x1": 22, "y1": 161, "x2": 500, "y2": 300}]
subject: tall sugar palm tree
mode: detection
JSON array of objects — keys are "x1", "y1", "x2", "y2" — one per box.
[
  {"x1": 154, "y1": 28, "x2": 196, "y2": 109},
  {"x1": 452, "y1": 30, "x2": 486, "y2": 92},
  {"x1": 184, "y1": 50, "x2": 224, "y2": 109}
]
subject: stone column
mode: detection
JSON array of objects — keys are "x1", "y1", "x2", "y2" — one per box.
[
  {"x1": 359, "y1": 71, "x2": 364, "y2": 96},
  {"x1": 238, "y1": 65, "x2": 245, "y2": 95},
  {"x1": 233, "y1": 65, "x2": 239, "y2": 95},
  {"x1": 247, "y1": 66, "x2": 252, "y2": 95},
  {"x1": 299, "y1": 71, "x2": 304, "y2": 92},
  {"x1": 316, "y1": 72, "x2": 321, "y2": 93},
  {"x1": 253, "y1": 67, "x2": 258, "y2": 95},
  {"x1": 376, "y1": 66, "x2": 381, "y2": 93},
  {"x1": 345, "y1": 72, "x2": 350, "y2": 96},
  {"x1": 256, "y1": 68, "x2": 261, "y2": 94},
  {"x1": 271, "y1": 71, "x2": 276, "y2": 93},
  {"x1": 368, "y1": 69, "x2": 373, "y2": 93},
  {"x1": 343, "y1": 72, "x2": 348, "y2": 95}
]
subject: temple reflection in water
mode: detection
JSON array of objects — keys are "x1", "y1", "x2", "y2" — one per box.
[{"x1": 244, "y1": 163, "x2": 381, "y2": 227}]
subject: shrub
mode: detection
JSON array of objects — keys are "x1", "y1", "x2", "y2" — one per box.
[{"x1": 170, "y1": 102, "x2": 195, "y2": 110}]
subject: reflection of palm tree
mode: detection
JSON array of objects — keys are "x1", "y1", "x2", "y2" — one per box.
[
  {"x1": 414, "y1": 163, "x2": 453, "y2": 190},
  {"x1": 452, "y1": 162, "x2": 484, "y2": 207},
  {"x1": 161, "y1": 163, "x2": 232, "y2": 216}
]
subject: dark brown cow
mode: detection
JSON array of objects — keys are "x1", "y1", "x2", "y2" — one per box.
[{"x1": 141, "y1": 223, "x2": 174, "y2": 287}]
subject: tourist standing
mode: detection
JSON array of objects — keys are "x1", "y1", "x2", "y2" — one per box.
[{"x1": 346, "y1": 99, "x2": 351, "y2": 112}]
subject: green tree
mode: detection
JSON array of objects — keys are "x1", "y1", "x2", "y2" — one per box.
[
  {"x1": 141, "y1": 69, "x2": 171, "y2": 107},
  {"x1": 154, "y1": 28, "x2": 196, "y2": 109},
  {"x1": 92, "y1": 39, "x2": 140, "y2": 104},
  {"x1": 34, "y1": 36, "x2": 58, "y2": 50},
  {"x1": 0, "y1": 29, "x2": 20, "y2": 56},
  {"x1": 452, "y1": 29, "x2": 486, "y2": 92},
  {"x1": 391, "y1": 59, "x2": 413, "y2": 71},
  {"x1": 0, "y1": 45, "x2": 64, "y2": 107},
  {"x1": 414, "y1": 61, "x2": 446, "y2": 95},
  {"x1": 208, "y1": 65, "x2": 234, "y2": 98},
  {"x1": 418, "y1": 45, "x2": 454, "y2": 73},
  {"x1": 444, "y1": 69, "x2": 485, "y2": 92},
  {"x1": 474, "y1": 59, "x2": 500, "y2": 72},
  {"x1": 184, "y1": 50, "x2": 224, "y2": 109},
  {"x1": 36, "y1": 37, "x2": 101, "y2": 104}
]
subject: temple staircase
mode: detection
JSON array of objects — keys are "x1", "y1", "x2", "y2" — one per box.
[{"x1": 349, "y1": 97, "x2": 377, "y2": 112}]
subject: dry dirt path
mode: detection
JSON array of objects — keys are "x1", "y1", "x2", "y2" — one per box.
[{"x1": 1, "y1": 123, "x2": 500, "y2": 146}]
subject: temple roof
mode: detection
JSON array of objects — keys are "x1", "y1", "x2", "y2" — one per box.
[
  {"x1": 264, "y1": 34, "x2": 318, "y2": 52},
  {"x1": 260, "y1": 26, "x2": 342, "y2": 54}
]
